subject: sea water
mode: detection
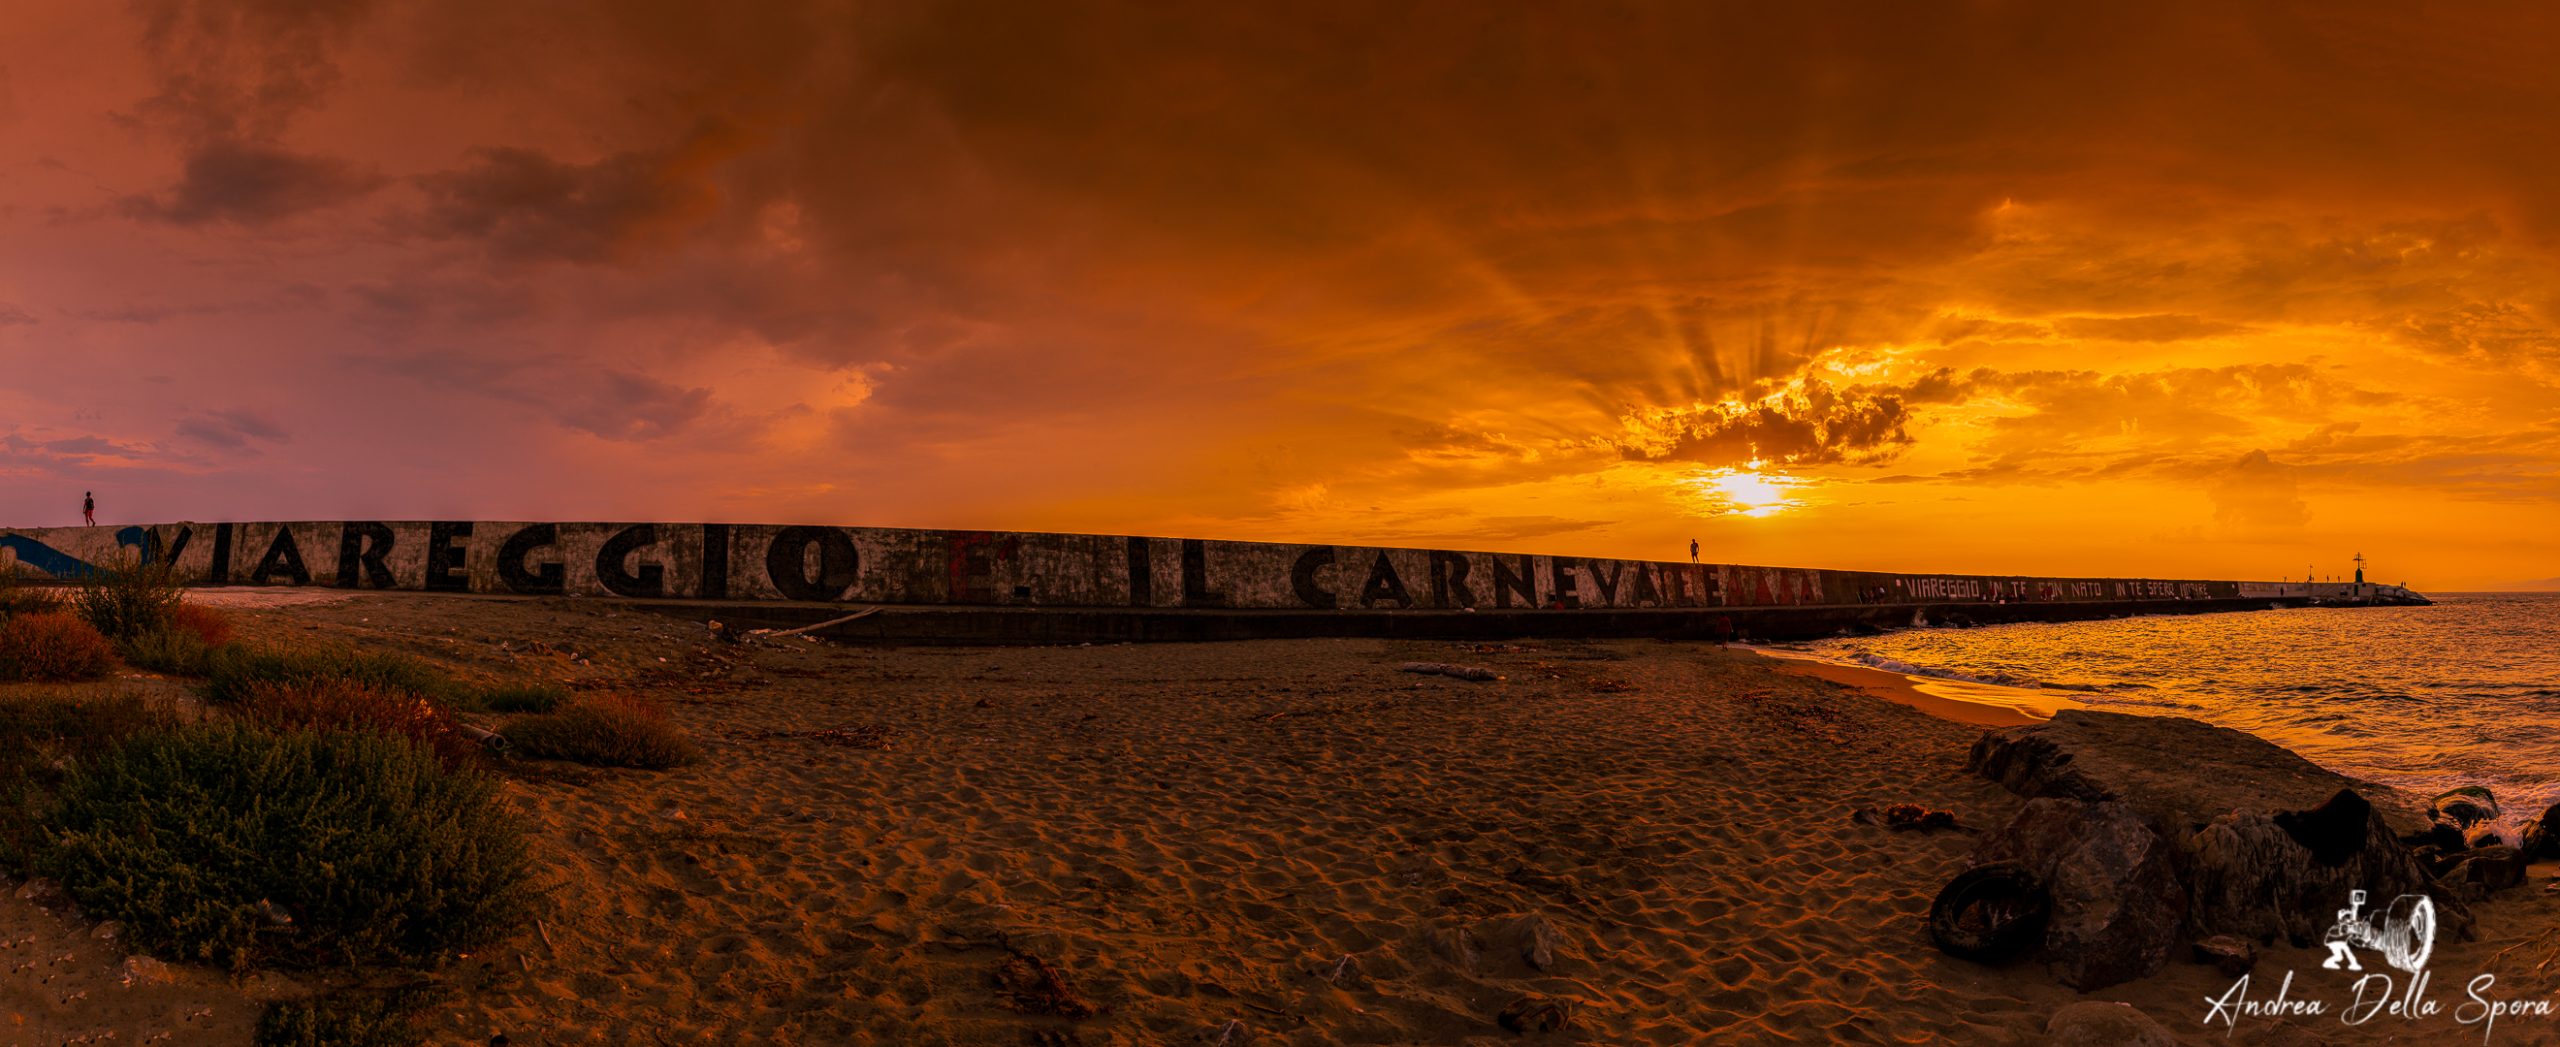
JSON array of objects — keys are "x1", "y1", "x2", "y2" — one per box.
[{"x1": 1783, "y1": 592, "x2": 2560, "y2": 825}]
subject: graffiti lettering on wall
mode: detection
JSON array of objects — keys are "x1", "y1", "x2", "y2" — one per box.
[{"x1": 0, "y1": 520, "x2": 2279, "y2": 612}]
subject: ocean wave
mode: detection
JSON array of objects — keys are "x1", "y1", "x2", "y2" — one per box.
[
  {"x1": 1844, "y1": 652, "x2": 2046, "y2": 689},
  {"x1": 1798, "y1": 594, "x2": 2560, "y2": 826},
  {"x1": 2061, "y1": 691, "x2": 2202, "y2": 711}
]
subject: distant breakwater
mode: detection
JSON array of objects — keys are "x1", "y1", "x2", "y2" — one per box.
[{"x1": 0, "y1": 522, "x2": 2425, "y2": 626}]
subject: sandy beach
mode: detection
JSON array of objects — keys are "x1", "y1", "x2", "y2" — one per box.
[{"x1": 9, "y1": 592, "x2": 2560, "y2": 1045}]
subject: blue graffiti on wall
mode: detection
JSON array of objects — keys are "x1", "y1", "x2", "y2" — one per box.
[
  {"x1": 116, "y1": 525, "x2": 153, "y2": 563},
  {"x1": 0, "y1": 534, "x2": 95, "y2": 578},
  {"x1": 0, "y1": 526, "x2": 156, "y2": 579}
]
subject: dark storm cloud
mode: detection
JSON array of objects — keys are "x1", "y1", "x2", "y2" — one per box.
[
  {"x1": 174, "y1": 407, "x2": 289, "y2": 449},
  {"x1": 413, "y1": 123, "x2": 756, "y2": 264},
  {"x1": 555, "y1": 370, "x2": 714, "y2": 442},
  {"x1": 34, "y1": 436, "x2": 132, "y2": 456},
  {"x1": 367, "y1": 345, "x2": 722, "y2": 445},
  {"x1": 114, "y1": 1, "x2": 382, "y2": 226},
  {"x1": 119, "y1": 139, "x2": 383, "y2": 225}
]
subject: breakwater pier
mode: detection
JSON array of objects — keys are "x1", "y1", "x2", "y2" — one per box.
[{"x1": 0, "y1": 521, "x2": 2429, "y2": 644}]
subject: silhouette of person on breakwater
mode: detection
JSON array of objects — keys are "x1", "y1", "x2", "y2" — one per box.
[
  {"x1": 82, "y1": 491, "x2": 94, "y2": 526},
  {"x1": 1689, "y1": 538, "x2": 1699, "y2": 563}
]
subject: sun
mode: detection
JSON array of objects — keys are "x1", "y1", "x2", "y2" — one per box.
[{"x1": 1689, "y1": 464, "x2": 1809, "y2": 518}]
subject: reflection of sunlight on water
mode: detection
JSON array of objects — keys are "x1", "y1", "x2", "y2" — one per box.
[
  {"x1": 1689, "y1": 464, "x2": 1810, "y2": 518},
  {"x1": 1790, "y1": 595, "x2": 2560, "y2": 837}
]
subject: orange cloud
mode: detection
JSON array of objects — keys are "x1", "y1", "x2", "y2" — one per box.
[{"x1": 3, "y1": 1, "x2": 2559, "y2": 586}]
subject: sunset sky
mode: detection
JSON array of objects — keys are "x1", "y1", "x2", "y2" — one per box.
[{"x1": 4, "y1": 2, "x2": 2557, "y2": 589}]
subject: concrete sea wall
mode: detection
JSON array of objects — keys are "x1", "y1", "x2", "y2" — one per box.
[{"x1": 0, "y1": 520, "x2": 2412, "y2": 615}]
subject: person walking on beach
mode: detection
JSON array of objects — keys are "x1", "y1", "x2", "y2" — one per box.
[
  {"x1": 1688, "y1": 538, "x2": 1699, "y2": 563},
  {"x1": 82, "y1": 492, "x2": 94, "y2": 527}
]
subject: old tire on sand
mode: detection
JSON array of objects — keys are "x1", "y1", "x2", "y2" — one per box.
[{"x1": 1929, "y1": 862, "x2": 2050, "y2": 963}]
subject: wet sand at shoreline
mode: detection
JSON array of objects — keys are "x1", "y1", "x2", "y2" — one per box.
[
  {"x1": 8, "y1": 592, "x2": 2560, "y2": 1044},
  {"x1": 1746, "y1": 649, "x2": 2056, "y2": 728}
]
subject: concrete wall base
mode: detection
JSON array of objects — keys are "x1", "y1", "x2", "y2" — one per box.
[{"x1": 629, "y1": 596, "x2": 2318, "y2": 646}]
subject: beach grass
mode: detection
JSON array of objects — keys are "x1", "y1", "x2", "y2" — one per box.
[
  {"x1": 117, "y1": 624, "x2": 218, "y2": 675},
  {"x1": 67, "y1": 558, "x2": 183, "y2": 642},
  {"x1": 500, "y1": 694, "x2": 700, "y2": 769},
  {"x1": 0, "y1": 688, "x2": 177, "y2": 867},
  {"x1": 38, "y1": 723, "x2": 538, "y2": 970},
  {"x1": 202, "y1": 643, "x2": 465, "y2": 707},
  {"x1": 476, "y1": 680, "x2": 572, "y2": 714},
  {"x1": 233, "y1": 678, "x2": 483, "y2": 770},
  {"x1": 255, "y1": 983, "x2": 444, "y2": 1047}
]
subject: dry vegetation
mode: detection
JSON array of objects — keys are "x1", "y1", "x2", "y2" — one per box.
[
  {"x1": 0, "y1": 610, "x2": 117, "y2": 682},
  {"x1": 0, "y1": 569, "x2": 704, "y2": 1045},
  {"x1": 499, "y1": 692, "x2": 700, "y2": 769}
]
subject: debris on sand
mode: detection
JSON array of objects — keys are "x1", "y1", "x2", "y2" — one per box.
[
  {"x1": 992, "y1": 951, "x2": 1099, "y2": 1019},
  {"x1": 1397, "y1": 662, "x2": 1503, "y2": 682},
  {"x1": 1853, "y1": 803, "x2": 1963, "y2": 831},
  {"x1": 741, "y1": 724, "x2": 895, "y2": 749},
  {"x1": 1496, "y1": 993, "x2": 1574, "y2": 1033}
]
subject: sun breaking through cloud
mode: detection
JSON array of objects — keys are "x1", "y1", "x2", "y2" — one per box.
[{"x1": 3, "y1": 1, "x2": 2559, "y2": 588}]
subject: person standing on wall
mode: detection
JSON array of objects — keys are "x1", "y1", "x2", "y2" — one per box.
[
  {"x1": 1689, "y1": 538, "x2": 1699, "y2": 563},
  {"x1": 82, "y1": 491, "x2": 94, "y2": 526}
]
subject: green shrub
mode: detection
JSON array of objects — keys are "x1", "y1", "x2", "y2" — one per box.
[
  {"x1": 203, "y1": 644, "x2": 460, "y2": 707},
  {"x1": 474, "y1": 681, "x2": 570, "y2": 714},
  {"x1": 0, "y1": 611, "x2": 118, "y2": 682},
  {"x1": 255, "y1": 983, "x2": 441, "y2": 1047},
  {"x1": 69, "y1": 559, "x2": 183, "y2": 642},
  {"x1": 0, "y1": 690, "x2": 176, "y2": 761},
  {"x1": 237, "y1": 679, "x2": 481, "y2": 769},
  {"x1": 119, "y1": 627, "x2": 218, "y2": 676},
  {"x1": 0, "y1": 575, "x2": 64, "y2": 619},
  {"x1": 39, "y1": 724, "x2": 537, "y2": 970},
  {"x1": 0, "y1": 690, "x2": 177, "y2": 866},
  {"x1": 501, "y1": 695, "x2": 700, "y2": 770}
]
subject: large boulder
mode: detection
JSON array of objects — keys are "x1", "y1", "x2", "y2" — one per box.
[
  {"x1": 1966, "y1": 711, "x2": 2471, "y2": 962},
  {"x1": 2431, "y1": 786, "x2": 2499, "y2": 829},
  {"x1": 2185, "y1": 791, "x2": 2452, "y2": 949},
  {"x1": 1969, "y1": 711, "x2": 2430, "y2": 836},
  {"x1": 2518, "y1": 802, "x2": 2560, "y2": 859},
  {"x1": 2450, "y1": 845, "x2": 2530, "y2": 894},
  {"x1": 1975, "y1": 797, "x2": 2186, "y2": 990}
]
